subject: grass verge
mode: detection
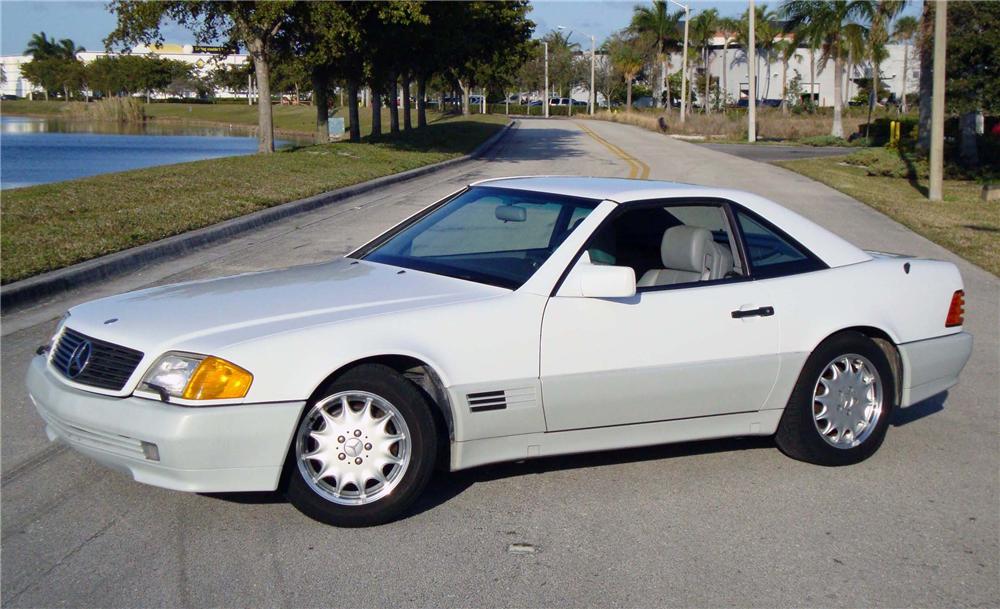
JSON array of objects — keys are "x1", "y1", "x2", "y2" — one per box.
[
  {"x1": 776, "y1": 156, "x2": 999, "y2": 276},
  {"x1": 0, "y1": 114, "x2": 506, "y2": 283},
  {"x1": 591, "y1": 107, "x2": 881, "y2": 143},
  {"x1": 1, "y1": 99, "x2": 444, "y2": 137}
]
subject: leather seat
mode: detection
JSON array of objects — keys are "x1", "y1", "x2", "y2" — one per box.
[{"x1": 637, "y1": 225, "x2": 734, "y2": 287}]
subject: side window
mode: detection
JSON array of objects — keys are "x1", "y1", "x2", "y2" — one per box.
[
  {"x1": 587, "y1": 202, "x2": 744, "y2": 289},
  {"x1": 735, "y1": 211, "x2": 824, "y2": 278}
]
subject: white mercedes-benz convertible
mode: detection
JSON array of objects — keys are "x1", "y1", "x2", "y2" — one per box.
[{"x1": 28, "y1": 177, "x2": 973, "y2": 526}]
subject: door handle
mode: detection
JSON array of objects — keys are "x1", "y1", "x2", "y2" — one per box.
[{"x1": 731, "y1": 306, "x2": 775, "y2": 319}]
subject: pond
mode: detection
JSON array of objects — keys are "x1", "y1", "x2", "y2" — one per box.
[{"x1": 0, "y1": 115, "x2": 306, "y2": 190}]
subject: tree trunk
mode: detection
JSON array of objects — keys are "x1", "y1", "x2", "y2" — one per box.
[
  {"x1": 459, "y1": 80, "x2": 470, "y2": 115},
  {"x1": 664, "y1": 60, "x2": 672, "y2": 114},
  {"x1": 843, "y1": 49, "x2": 851, "y2": 107},
  {"x1": 388, "y1": 71, "x2": 400, "y2": 135},
  {"x1": 626, "y1": 78, "x2": 633, "y2": 112},
  {"x1": 722, "y1": 41, "x2": 728, "y2": 111},
  {"x1": 370, "y1": 82, "x2": 382, "y2": 138},
  {"x1": 917, "y1": 1, "x2": 933, "y2": 151},
  {"x1": 660, "y1": 56, "x2": 668, "y2": 111},
  {"x1": 831, "y1": 52, "x2": 845, "y2": 138},
  {"x1": 416, "y1": 74, "x2": 427, "y2": 128},
  {"x1": 402, "y1": 73, "x2": 412, "y2": 130},
  {"x1": 347, "y1": 79, "x2": 360, "y2": 142},
  {"x1": 250, "y1": 40, "x2": 275, "y2": 153},
  {"x1": 900, "y1": 40, "x2": 909, "y2": 114},
  {"x1": 705, "y1": 48, "x2": 711, "y2": 114},
  {"x1": 809, "y1": 48, "x2": 816, "y2": 111},
  {"x1": 782, "y1": 60, "x2": 789, "y2": 115},
  {"x1": 311, "y1": 69, "x2": 329, "y2": 145}
]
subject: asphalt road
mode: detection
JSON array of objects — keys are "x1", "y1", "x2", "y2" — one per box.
[
  {"x1": 2, "y1": 118, "x2": 997, "y2": 608},
  {"x1": 698, "y1": 142, "x2": 856, "y2": 162}
]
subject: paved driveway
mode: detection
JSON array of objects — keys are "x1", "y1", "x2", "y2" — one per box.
[{"x1": 2, "y1": 118, "x2": 996, "y2": 608}]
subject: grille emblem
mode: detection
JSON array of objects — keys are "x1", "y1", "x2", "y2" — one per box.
[{"x1": 66, "y1": 340, "x2": 93, "y2": 378}]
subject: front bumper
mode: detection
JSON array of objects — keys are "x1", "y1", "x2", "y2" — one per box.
[
  {"x1": 26, "y1": 356, "x2": 305, "y2": 493},
  {"x1": 898, "y1": 331, "x2": 973, "y2": 407}
]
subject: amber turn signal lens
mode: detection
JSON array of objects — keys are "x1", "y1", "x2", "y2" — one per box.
[
  {"x1": 945, "y1": 290, "x2": 965, "y2": 327},
  {"x1": 181, "y1": 356, "x2": 253, "y2": 400}
]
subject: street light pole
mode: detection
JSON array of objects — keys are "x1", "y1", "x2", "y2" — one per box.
[
  {"x1": 669, "y1": 0, "x2": 690, "y2": 124},
  {"x1": 544, "y1": 41, "x2": 550, "y2": 118},
  {"x1": 748, "y1": 0, "x2": 757, "y2": 142},
  {"x1": 560, "y1": 26, "x2": 598, "y2": 115}
]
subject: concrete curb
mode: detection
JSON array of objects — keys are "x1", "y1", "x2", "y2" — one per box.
[{"x1": 1, "y1": 120, "x2": 515, "y2": 312}]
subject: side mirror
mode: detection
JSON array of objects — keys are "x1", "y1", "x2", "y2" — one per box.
[{"x1": 560, "y1": 256, "x2": 636, "y2": 298}]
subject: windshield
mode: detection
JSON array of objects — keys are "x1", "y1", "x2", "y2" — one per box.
[{"x1": 360, "y1": 186, "x2": 599, "y2": 289}]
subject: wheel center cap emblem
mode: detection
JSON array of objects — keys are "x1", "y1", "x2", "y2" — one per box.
[
  {"x1": 344, "y1": 437, "x2": 363, "y2": 458},
  {"x1": 66, "y1": 340, "x2": 92, "y2": 378}
]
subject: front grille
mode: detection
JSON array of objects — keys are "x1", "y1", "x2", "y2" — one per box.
[{"x1": 52, "y1": 327, "x2": 144, "y2": 391}]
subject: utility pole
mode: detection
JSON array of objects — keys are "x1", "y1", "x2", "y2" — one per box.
[
  {"x1": 590, "y1": 34, "x2": 596, "y2": 114},
  {"x1": 748, "y1": 0, "x2": 757, "y2": 142},
  {"x1": 544, "y1": 41, "x2": 550, "y2": 118},
  {"x1": 929, "y1": 0, "x2": 947, "y2": 201}
]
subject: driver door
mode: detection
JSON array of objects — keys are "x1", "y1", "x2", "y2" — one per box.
[{"x1": 539, "y1": 200, "x2": 781, "y2": 431}]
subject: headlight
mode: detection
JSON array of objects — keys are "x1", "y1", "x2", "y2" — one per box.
[{"x1": 141, "y1": 353, "x2": 253, "y2": 401}]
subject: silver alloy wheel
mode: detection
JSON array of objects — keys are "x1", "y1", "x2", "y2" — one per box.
[
  {"x1": 812, "y1": 353, "x2": 884, "y2": 449},
  {"x1": 295, "y1": 391, "x2": 411, "y2": 506}
]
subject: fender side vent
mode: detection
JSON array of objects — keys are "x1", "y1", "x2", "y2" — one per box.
[{"x1": 467, "y1": 390, "x2": 507, "y2": 412}]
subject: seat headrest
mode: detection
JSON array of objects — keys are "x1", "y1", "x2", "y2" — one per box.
[{"x1": 661, "y1": 225, "x2": 715, "y2": 272}]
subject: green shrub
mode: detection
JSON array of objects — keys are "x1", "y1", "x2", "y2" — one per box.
[
  {"x1": 799, "y1": 135, "x2": 849, "y2": 147},
  {"x1": 844, "y1": 148, "x2": 928, "y2": 179}
]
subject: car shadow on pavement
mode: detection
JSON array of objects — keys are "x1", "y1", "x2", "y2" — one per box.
[
  {"x1": 409, "y1": 435, "x2": 776, "y2": 517},
  {"x1": 891, "y1": 391, "x2": 946, "y2": 427}
]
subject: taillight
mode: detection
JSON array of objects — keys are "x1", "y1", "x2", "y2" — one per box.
[{"x1": 945, "y1": 290, "x2": 965, "y2": 327}]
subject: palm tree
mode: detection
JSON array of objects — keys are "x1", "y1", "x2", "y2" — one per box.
[
  {"x1": 630, "y1": 1, "x2": 683, "y2": 111},
  {"x1": 690, "y1": 8, "x2": 719, "y2": 113},
  {"x1": 892, "y1": 15, "x2": 918, "y2": 113},
  {"x1": 24, "y1": 31, "x2": 58, "y2": 59},
  {"x1": 868, "y1": 1, "x2": 904, "y2": 117},
  {"x1": 736, "y1": 3, "x2": 780, "y2": 104},
  {"x1": 611, "y1": 34, "x2": 645, "y2": 112},
  {"x1": 57, "y1": 38, "x2": 85, "y2": 60},
  {"x1": 774, "y1": 37, "x2": 802, "y2": 114},
  {"x1": 717, "y1": 17, "x2": 739, "y2": 111},
  {"x1": 781, "y1": 0, "x2": 876, "y2": 138}
]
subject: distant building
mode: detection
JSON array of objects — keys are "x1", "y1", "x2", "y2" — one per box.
[
  {"x1": 1, "y1": 43, "x2": 250, "y2": 99},
  {"x1": 562, "y1": 37, "x2": 919, "y2": 109}
]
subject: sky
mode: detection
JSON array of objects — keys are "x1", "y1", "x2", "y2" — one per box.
[{"x1": 1, "y1": 0, "x2": 923, "y2": 56}]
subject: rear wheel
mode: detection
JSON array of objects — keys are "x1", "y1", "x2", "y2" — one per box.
[
  {"x1": 286, "y1": 364, "x2": 437, "y2": 527},
  {"x1": 775, "y1": 332, "x2": 895, "y2": 466}
]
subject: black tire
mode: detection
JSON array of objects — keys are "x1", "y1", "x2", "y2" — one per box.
[
  {"x1": 286, "y1": 364, "x2": 438, "y2": 527},
  {"x1": 775, "y1": 331, "x2": 896, "y2": 466}
]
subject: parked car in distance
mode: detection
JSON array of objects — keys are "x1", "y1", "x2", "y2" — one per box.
[{"x1": 28, "y1": 177, "x2": 973, "y2": 527}]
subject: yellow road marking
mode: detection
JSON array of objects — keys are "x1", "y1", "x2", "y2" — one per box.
[{"x1": 574, "y1": 121, "x2": 650, "y2": 179}]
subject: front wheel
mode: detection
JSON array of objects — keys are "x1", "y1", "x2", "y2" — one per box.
[
  {"x1": 286, "y1": 364, "x2": 438, "y2": 527},
  {"x1": 775, "y1": 331, "x2": 896, "y2": 466}
]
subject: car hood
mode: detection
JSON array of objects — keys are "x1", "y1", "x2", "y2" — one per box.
[{"x1": 64, "y1": 258, "x2": 506, "y2": 354}]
